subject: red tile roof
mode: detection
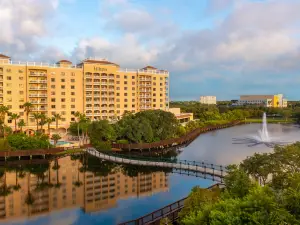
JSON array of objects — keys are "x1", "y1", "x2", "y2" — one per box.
[
  {"x1": 82, "y1": 59, "x2": 119, "y2": 67},
  {"x1": 142, "y1": 66, "x2": 157, "y2": 70},
  {"x1": 0, "y1": 54, "x2": 10, "y2": 59},
  {"x1": 57, "y1": 60, "x2": 72, "y2": 64}
]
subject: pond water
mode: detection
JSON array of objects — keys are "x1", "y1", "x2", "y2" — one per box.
[{"x1": 0, "y1": 124, "x2": 299, "y2": 225}]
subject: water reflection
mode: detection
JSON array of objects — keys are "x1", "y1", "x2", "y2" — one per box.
[{"x1": 0, "y1": 154, "x2": 169, "y2": 222}]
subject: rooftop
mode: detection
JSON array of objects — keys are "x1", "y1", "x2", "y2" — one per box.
[{"x1": 0, "y1": 54, "x2": 10, "y2": 59}]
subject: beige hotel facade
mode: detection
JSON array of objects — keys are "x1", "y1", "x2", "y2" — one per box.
[{"x1": 0, "y1": 54, "x2": 169, "y2": 131}]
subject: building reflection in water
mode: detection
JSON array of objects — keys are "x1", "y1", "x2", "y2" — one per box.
[{"x1": 0, "y1": 154, "x2": 169, "y2": 221}]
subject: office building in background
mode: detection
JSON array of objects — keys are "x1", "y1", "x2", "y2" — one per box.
[{"x1": 199, "y1": 96, "x2": 216, "y2": 105}]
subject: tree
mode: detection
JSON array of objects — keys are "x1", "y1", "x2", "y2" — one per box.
[
  {"x1": 51, "y1": 134, "x2": 61, "y2": 146},
  {"x1": 88, "y1": 120, "x2": 116, "y2": 142},
  {"x1": 46, "y1": 117, "x2": 53, "y2": 135},
  {"x1": 23, "y1": 102, "x2": 33, "y2": 130},
  {"x1": 9, "y1": 113, "x2": 20, "y2": 131},
  {"x1": 0, "y1": 106, "x2": 9, "y2": 136},
  {"x1": 52, "y1": 113, "x2": 62, "y2": 130},
  {"x1": 38, "y1": 113, "x2": 47, "y2": 132},
  {"x1": 282, "y1": 110, "x2": 292, "y2": 122},
  {"x1": 17, "y1": 119, "x2": 26, "y2": 132},
  {"x1": 32, "y1": 112, "x2": 40, "y2": 132}
]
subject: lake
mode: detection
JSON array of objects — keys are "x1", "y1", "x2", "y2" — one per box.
[{"x1": 0, "y1": 123, "x2": 299, "y2": 225}]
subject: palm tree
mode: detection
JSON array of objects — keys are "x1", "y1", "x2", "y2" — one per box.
[
  {"x1": 32, "y1": 112, "x2": 40, "y2": 132},
  {"x1": 0, "y1": 106, "x2": 9, "y2": 136},
  {"x1": 74, "y1": 112, "x2": 86, "y2": 145},
  {"x1": 9, "y1": 113, "x2": 20, "y2": 132},
  {"x1": 51, "y1": 134, "x2": 61, "y2": 146},
  {"x1": 52, "y1": 114, "x2": 62, "y2": 130},
  {"x1": 23, "y1": 102, "x2": 33, "y2": 130},
  {"x1": 39, "y1": 113, "x2": 47, "y2": 132},
  {"x1": 17, "y1": 119, "x2": 26, "y2": 132},
  {"x1": 46, "y1": 117, "x2": 53, "y2": 135}
]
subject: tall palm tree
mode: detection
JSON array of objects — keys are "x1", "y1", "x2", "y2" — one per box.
[
  {"x1": 23, "y1": 102, "x2": 33, "y2": 130},
  {"x1": 52, "y1": 113, "x2": 62, "y2": 130},
  {"x1": 0, "y1": 106, "x2": 9, "y2": 137},
  {"x1": 74, "y1": 112, "x2": 86, "y2": 145},
  {"x1": 9, "y1": 113, "x2": 20, "y2": 132},
  {"x1": 17, "y1": 119, "x2": 26, "y2": 132},
  {"x1": 39, "y1": 113, "x2": 47, "y2": 132},
  {"x1": 46, "y1": 117, "x2": 53, "y2": 135},
  {"x1": 32, "y1": 112, "x2": 41, "y2": 132}
]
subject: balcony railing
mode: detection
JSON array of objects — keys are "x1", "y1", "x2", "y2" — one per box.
[
  {"x1": 139, "y1": 95, "x2": 151, "y2": 98},
  {"x1": 139, "y1": 78, "x2": 152, "y2": 81},
  {"x1": 29, "y1": 94, "x2": 47, "y2": 97},
  {"x1": 0, "y1": 60, "x2": 82, "y2": 69},
  {"x1": 139, "y1": 89, "x2": 151, "y2": 92},
  {"x1": 29, "y1": 80, "x2": 47, "y2": 83},
  {"x1": 29, "y1": 73, "x2": 47, "y2": 77},
  {"x1": 29, "y1": 87, "x2": 47, "y2": 90},
  {"x1": 117, "y1": 68, "x2": 169, "y2": 75}
]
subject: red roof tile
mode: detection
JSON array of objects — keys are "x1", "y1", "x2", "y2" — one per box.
[
  {"x1": 57, "y1": 60, "x2": 72, "y2": 64},
  {"x1": 0, "y1": 54, "x2": 10, "y2": 59}
]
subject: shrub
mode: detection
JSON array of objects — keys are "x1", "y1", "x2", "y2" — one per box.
[
  {"x1": 0, "y1": 139, "x2": 10, "y2": 151},
  {"x1": 7, "y1": 133, "x2": 50, "y2": 150},
  {"x1": 116, "y1": 139, "x2": 129, "y2": 144},
  {"x1": 92, "y1": 139, "x2": 112, "y2": 151}
]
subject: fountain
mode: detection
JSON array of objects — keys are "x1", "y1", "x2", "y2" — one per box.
[
  {"x1": 232, "y1": 112, "x2": 290, "y2": 148},
  {"x1": 258, "y1": 112, "x2": 270, "y2": 142}
]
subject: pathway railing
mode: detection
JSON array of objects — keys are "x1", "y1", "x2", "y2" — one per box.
[
  {"x1": 86, "y1": 148, "x2": 227, "y2": 179},
  {"x1": 118, "y1": 183, "x2": 223, "y2": 225}
]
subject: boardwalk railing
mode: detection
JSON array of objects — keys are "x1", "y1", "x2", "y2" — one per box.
[
  {"x1": 86, "y1": 148, "x2": 227, "y2": 179},
  {"x1": 0, "y1": 148, "x2": 64, "y2": 158},
  {"x1": 112, "y1": 121, "x2": 241, "y2": 150},
  {"x1": 118, "y1": 183, "x2": 224, "y2": 225}
]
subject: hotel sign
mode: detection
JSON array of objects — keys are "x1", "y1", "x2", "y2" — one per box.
[{"x1": 94, "y1": 67, "x2": 107, "y2": 72}]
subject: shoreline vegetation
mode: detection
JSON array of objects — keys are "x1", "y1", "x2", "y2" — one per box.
[{"x1": 177, "y1": 142, "x2": 300, "y2": 225}]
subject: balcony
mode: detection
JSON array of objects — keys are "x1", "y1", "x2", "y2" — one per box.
[
  {"x1": 139, "y1": 89, "x2": 151, "y2": 93},
  {"x1": 140, "y1": 106, "x2": 152, "y2": 110},
  {"x1": 29, "y1": 72, "x2": 47, "y2": 77},
  {"x1": 29, "y1": 87, "x2": 47, "y2": 90},
  {"x1": 85, "y1": 73, "x2": 92, "y2": 77},
  {"x1": 85, "y1": 107, "x2": 93, "y2": 110},
  {"x1": 29, "y1": 80, "x2": 47, "y2": 84},
  {"x1": 0, "y1": 87, "x2": 3, "y2": 90},
  {"x1": 30, "y1": 100, "x2": 47, "y2": 104},
  {"x1": 139, "y1": 83, "x2": 152, "y2": 87},
  {"x1": 32, "y1": 107, "x2": 48, "y2": 111},
  {"x1": 139, "y1": 95, "x2": 151, "y2": 98},
  {"x1": 139, "y1": 78, "x2": 152, "y2": 81},
  {"x1": 94, "y1": 74, "x2": 100, "y2": 78},
  {"x1": 29, "y1": 94, "x2": 47, "y2": 97}
]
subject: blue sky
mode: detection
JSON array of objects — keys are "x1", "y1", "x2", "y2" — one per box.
[{"x1": 1, "y1": 0, "x2": 300, "y2": 100}]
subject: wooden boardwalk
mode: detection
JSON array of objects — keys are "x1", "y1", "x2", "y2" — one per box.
[{"x1": 86, "y1": 148, "x2": 227, "y2": 178}]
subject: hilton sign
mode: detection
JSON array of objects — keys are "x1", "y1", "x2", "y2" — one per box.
[{"x1": 94, "y1": 67, "x2": 107, "y2": 72}]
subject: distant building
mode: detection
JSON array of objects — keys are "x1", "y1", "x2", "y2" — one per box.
[
  {"x1": 169, "y1": 108, "x2": 193, "y2": 124},
  {"x1": 200, "y1": 96, "x2": 216, "y2": 105},
  {"x1": 233, "y1": 94, "x2": 288, "y2": 108}
]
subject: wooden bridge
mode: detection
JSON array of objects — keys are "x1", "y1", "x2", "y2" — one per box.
[{"x1": 86, "y1": 148, "x2": 227, "y2": 179}]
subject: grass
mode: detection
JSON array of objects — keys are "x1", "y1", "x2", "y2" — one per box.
[
  {"x1": 245, "y1": 118, "x2": 295, "y2": 124},
  {"x1": 55, "y1": 148, "x2": 84, "y2": 155}
]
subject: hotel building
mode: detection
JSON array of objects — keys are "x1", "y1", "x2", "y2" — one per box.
[
  {"x1": 0, "y1": 54, "x2": 169, "y2": 132},
  {"x1": 233, "y1": 94, "x2": 288, "y2": 108},
  {"x1": 199, "y1": 96, "x2": 217, "y2": 105}
]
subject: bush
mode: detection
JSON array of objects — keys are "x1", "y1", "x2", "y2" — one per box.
[
  {"x1": 92, "y1": 139, "x2": 112, "y2": 151},
  {"x1": 7, "y1": 133, "x2": 50, "y2": 150},
  {"x1": 116, "y1": 139, "x2": 129, "y2": 144},
  {"x1": 0, "y1": 139, "x2": 10, "y2": 151}
]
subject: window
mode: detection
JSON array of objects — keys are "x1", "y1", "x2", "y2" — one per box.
[
  {"x1": 62, "y1": 105, "x2": 66, "y2": 109},
  {"x1": 7, "y1": 120, "x2": 12, "y2": 123},
  {"x1": 71, "y1": 79, "x2": 75, "y2": 82},
  {"x1": 61, "y1": 72, "x2": 65, "y2": 75},
  {"x1": 160, "y1": 99, "x2": 163, "y2": 102},
  {"x1": 51, "y1": 105, "x2": 56, "y2": 109},
  {"x1": 71, "y1": 92, "x2": 75, "y2": 95},
  {"x1": 153, "y1": 88, "x2": 156, "y2": 91},
  {"x1": 61, "y1": 92, "x2": 65, "y2": 95},
  {"x1": 19, "y1": 112, "x2": 24, "y2": 116},
  {"x1": 160, "y1": 104, "x2": 163, "y2": 107},
  {"x1": 71, "y1": 98, "x2": 75, "y2": 102},
  {"x1": 160, "y1": 77, "x2": 163, "y2": 80},
  {"x1": 124, "y1": 81, "x2": 127, "y2": 85},
  {"x1": 6, "y1": 98, "x2": 12, "y2": 102},
  {"x1": 132, "y1": 76, "x2": 135, "y2": 79},
  {"x1": 124, "y1": 93, "x2": 127, "y2": 96},
  {"x1": 160, "y1": 93, "x2": 163, "y2": 96},
  {"x1": 132, "y1": 82, "x2": 135, "y2": 85},
  {"x1": 124, "y1": 104, "x2": 127, "y2": 108},
  {"x1": 160, "y1": 88, "x2": 163, "y2": 91},
  {"x1": 51, "y1": 91, "x2": 55, "y2": 95},
  {"x1": 7, "y1": 91, "x2": 11, "y2": 95},
  {"x1": 7, "y1": 76, "x2": 11, "y2": 80},
  {"x1": 153, "y1": 93, "x2": 156, "y2": 96},
  {"x1": 116, "y1": 81, "x2": 120, "y2": 84},
  {"x1": 116, "y1": 99, "x2": 120, "y2": 102},
  {"x1": 61, "y1": 98, "x2": 65, "y2": 102},
  {"x1": 132, "y1": 93, "x2": 135, "y2": 96},
  {"x1": 71, "y1": 111, "x2": 75, "y2": 115},
  {"x1": 61, "y1": 85, "x2": 65, "y2": 89},
  {"x1": 153, "y1": 82, "x2": 156, "y2": 85},
  {"x1": 71, "y1": 118, "x2": 75, "y2": 121},
  {"x1": 19, "y1": 98, "x2": 24, "y2": 102},
  {"x1": 51, "y1": 98, "x2": 55, "y2": 102},
  {"x1": 51, "y1": 85, "x2": 55, "y2": 89},
  {"x1": 153, "y1": 99, "x2": 156, "y2": 102},
  {"x1": 132, "y1": 99, "x2": 135, "y2": 102},
  {"x1": 116, "y1": 87, "x2": 120, "y2": 90},
  {"x1": 125, "y1": 99, "x2": 128, "y2": 102},
  {"x1": 117, "y1": 104, "x2": 120, "y2": 108},
  {"x1": 124, "y1": 75, "x2": 127, "y2": 79},
  {"x1": 153, "y1": 104, "x2": 156, "y2": 107},
  {"x1": 132, "y1": 104, "x2": 135, "y2": 108},
  {"x1": 19, "y1": 91, "x2": 24, "y2": 95},
  {"x1": 51, "y1": 78, "x2": 55, "y2": 82},
  {"x1": 19, "y1": 105, "x2": 24, "y2": 109},
  {"x1": 124, "y1": 87, "x2": 127, "y2": 90},
  {"x1": 116, "y1": 75, "x2": 120, "y2": 78},
  {"x1": 116, "y1": 93, "x2": 120, "y2": 96},
  {"x1": 6, "y1": 83, "x2": 12, "y2": 87},
  {"x1": 62, "y1": 118, "x2": 66, "y2": 121},
  {"x1": 132, "y1": 87, "x2": 135, "y2": 91},
  {"x1": 19, "y1": 77, "x2": 23, "y2": 80},
  {"x1": 6, "y1": 69, "x2": 11, "y2": 72},
  {"x1": 71, "y1": 72, "x2": 75, "y2": 76},
  {"x1": 71, "y1": 85, "x2": 75, "y2": 89}
]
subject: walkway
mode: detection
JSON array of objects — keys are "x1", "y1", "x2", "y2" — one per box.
[{"x1": 86, "y1": 148, "x2": 227, "y2": 178}]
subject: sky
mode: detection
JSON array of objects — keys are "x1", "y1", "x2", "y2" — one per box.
[{"x1": 0, "y1": 0, "x2": 300, "y2": 100}]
